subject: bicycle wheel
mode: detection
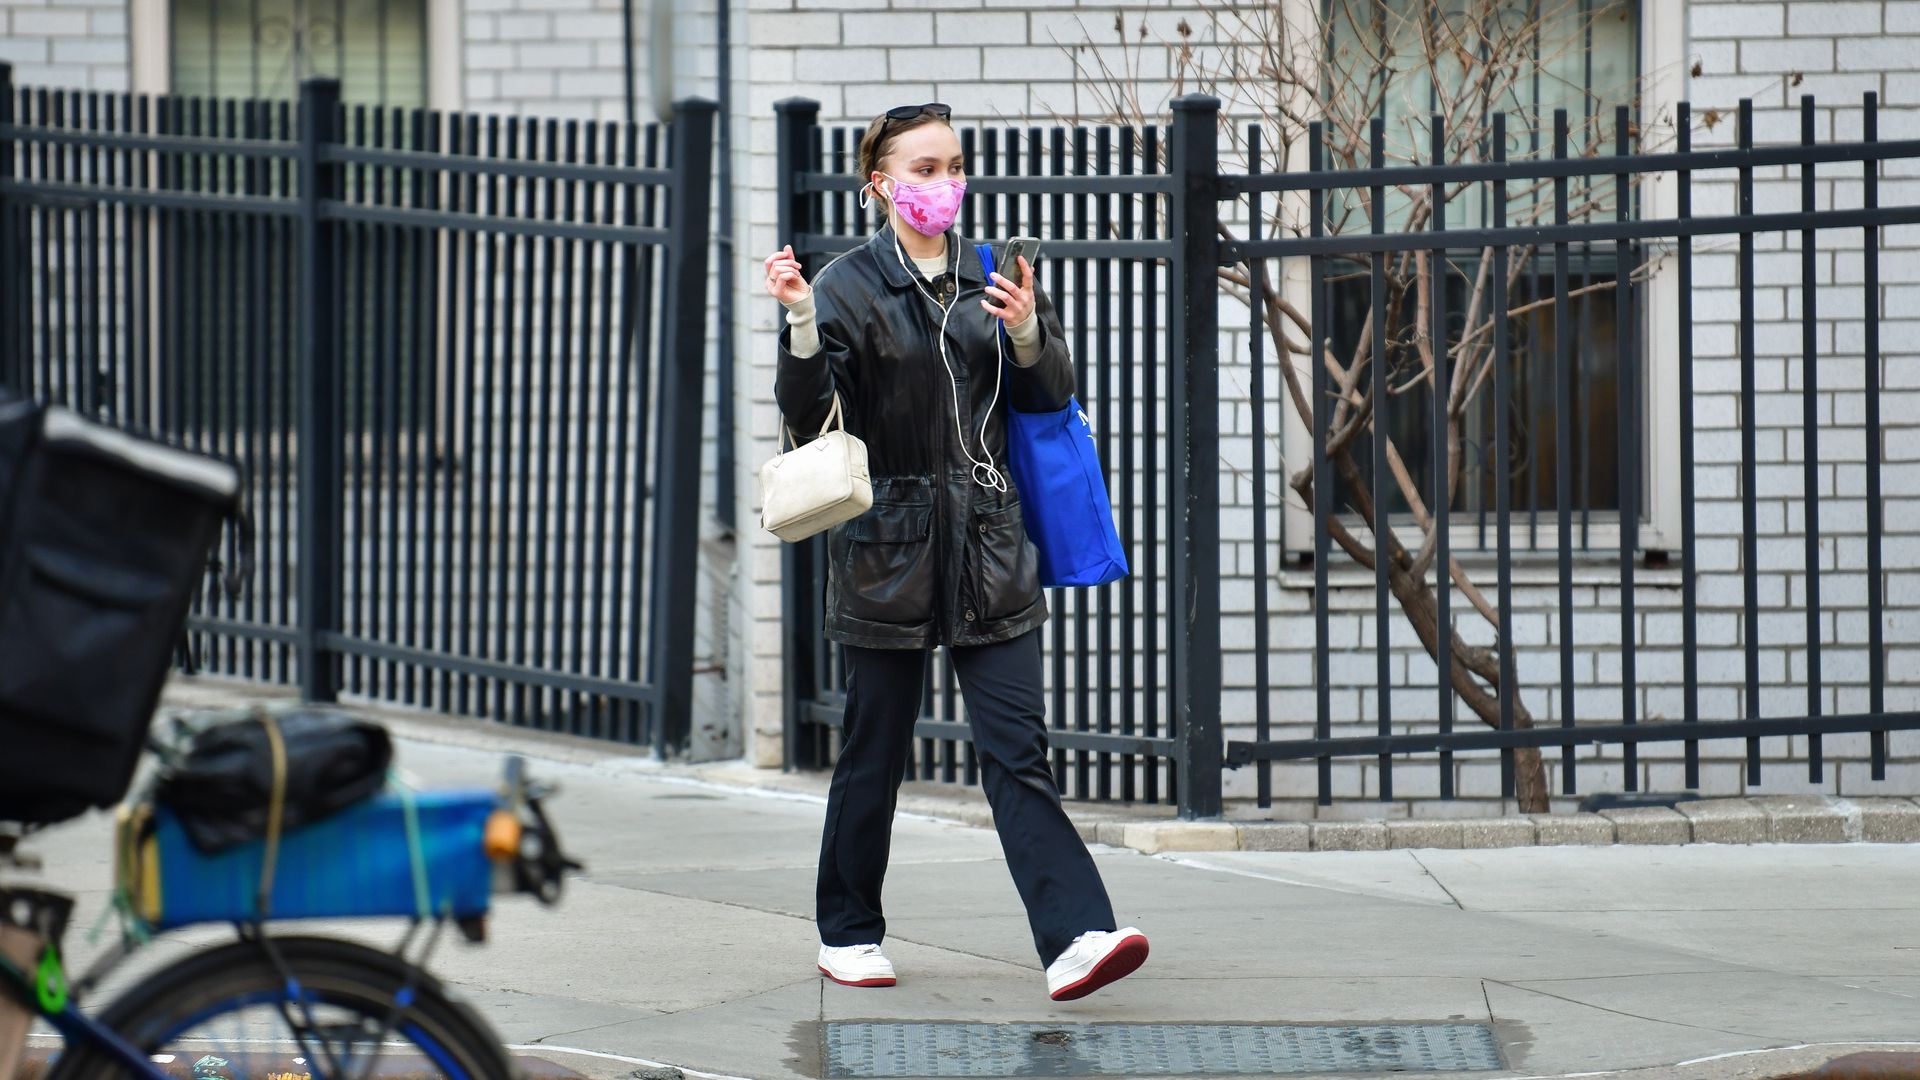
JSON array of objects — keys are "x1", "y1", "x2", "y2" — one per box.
[{"x1": 47, "y1": 936, "x2": 515, "y2": 1080}]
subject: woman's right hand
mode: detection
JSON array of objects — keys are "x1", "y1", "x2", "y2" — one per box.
[{"x1": 764, "y1": 244, "x2": 810, "y2": 306}]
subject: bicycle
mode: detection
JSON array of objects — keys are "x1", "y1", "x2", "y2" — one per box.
[{"x1": 1, "y1": 740, "x2": 577, "y2": 1080}]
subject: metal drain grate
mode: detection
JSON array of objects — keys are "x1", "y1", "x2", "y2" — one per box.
[{"x1": 822, "y1": 1022, "x2": 1505, "y2": 1078}]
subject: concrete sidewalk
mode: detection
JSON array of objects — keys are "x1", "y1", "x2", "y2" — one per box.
[{"x1": 20, "y1": 682, "x2": 1920, "y2": 1080}]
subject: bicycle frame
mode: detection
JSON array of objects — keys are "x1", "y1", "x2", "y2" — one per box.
[
  {"x1": 0, "y1": 749, "x2": 576, "y2": 1080},
  {"x1": 0, "y1": 919, "x2": 176, "y2": 1080}
]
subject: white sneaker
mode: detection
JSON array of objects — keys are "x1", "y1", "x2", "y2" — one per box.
[
  {"x1": 817, "y1": 943, "x2": 896, "y2": 988},
  {"x1": 1045, "y1": 927, "x2": 1149, "y2": 1001}
]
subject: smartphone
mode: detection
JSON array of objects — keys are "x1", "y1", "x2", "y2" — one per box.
[{"x1": 988, "y1": 235, "x2": 1042, "y2": 306}]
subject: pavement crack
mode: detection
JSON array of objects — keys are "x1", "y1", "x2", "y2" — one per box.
[
  {"x1": 1486, "y1": 979, "x2": 1776, "y2": 1041},
  {"x1": 605, "y1": 881, "x2": 817, "y2": 924},
  {"x1": 644, "y1": 977, "x2": 820, "y2": 1020},
  {"x1": 876, "y1": 933, "x2": 1035, "y2": 972},
  {"x1": 1408, "y1": 851, "x2": 1465, "y2": 909},
  {"x1": 530, "y1": 1019, "x2": 646, "y2": 1044}
]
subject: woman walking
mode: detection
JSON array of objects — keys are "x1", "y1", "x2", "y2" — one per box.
[{"x1": 763, "y1": 103, "x2": 1148, "y2": 1001}]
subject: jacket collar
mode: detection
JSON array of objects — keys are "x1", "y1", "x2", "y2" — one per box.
[{"x1": 866, "y1": 223, "x2": 988, "y2": 289}]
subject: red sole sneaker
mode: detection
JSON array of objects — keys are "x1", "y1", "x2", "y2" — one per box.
[
  {"x1": 818, "y1": 965, "x2": 896, "y2": 988},
  {"x1": 1049, "y1": 933, "x2": 1150, "y2": 1001}
]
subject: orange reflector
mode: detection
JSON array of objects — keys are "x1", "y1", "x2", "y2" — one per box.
[{"x1": 484, "y1": 809, "x2": 522, "y2": 862}]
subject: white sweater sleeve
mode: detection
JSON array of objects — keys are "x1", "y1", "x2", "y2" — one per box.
[
  {"x1": 783, "y1": 290, "x2": 821, "y2": 359},
  {"x1": 1007, "y1": 309, "x2": 1042, "y2": 367}
]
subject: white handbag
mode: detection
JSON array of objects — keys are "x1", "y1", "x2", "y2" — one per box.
[{"x1": 759, "y1": 395, "x2": 873, "y2": 543}]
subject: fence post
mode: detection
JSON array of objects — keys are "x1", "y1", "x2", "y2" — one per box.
[
  {"x1": 773, "y1": 97, "x2": 821, "y2": 772},
  {"x1": 1169, "y1": 94, "x2": 1224, "y2": 819},
  {"x1": 0, "y1": 63, "x2": 15, "y2": 392},
  {"x1": 295, "y1": 77, "x2": 342, "y2": 703},
  {"x1": 647, "y1": 97, "x2": 718, "y2": 758}
]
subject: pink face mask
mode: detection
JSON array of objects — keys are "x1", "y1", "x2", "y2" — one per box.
[{"x1": 882, "y1": 175, "x2": 966, "y2": 238}]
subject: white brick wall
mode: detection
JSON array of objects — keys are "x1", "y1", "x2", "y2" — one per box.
[{"x1": 0, "y1": 0, "x2": 130, "y2": 90}]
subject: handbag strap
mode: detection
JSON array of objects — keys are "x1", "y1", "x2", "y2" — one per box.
[{"x1": 781, "y1": 393, "x2": 844, "y2": 452}]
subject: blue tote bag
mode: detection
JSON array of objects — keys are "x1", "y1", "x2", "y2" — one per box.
[{"x1": 980, "y1": 244, "x2": 1129, "y2": 588}]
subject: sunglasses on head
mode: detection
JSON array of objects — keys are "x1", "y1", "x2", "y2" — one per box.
[{"x1": 881, "y1": 102, "x2": 951, "y2": 132}]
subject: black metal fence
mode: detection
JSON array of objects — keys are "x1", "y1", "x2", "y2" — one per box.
[
  {"x1": 0, "y1": 67, "x2": 717, "y2": 754},
  {"x1": 777, "y1": 93, "x2": 1920, "y2": 818}
]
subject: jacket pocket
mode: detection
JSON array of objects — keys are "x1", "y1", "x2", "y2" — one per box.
[
  {"x1": 974, "y1": 501, "x2": 1040, "y2": 622},
  {"x1": 838, "y1": 500, "x2": 936, "y2": 627}
]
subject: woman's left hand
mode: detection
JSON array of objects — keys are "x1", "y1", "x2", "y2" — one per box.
[{"x1": 982, "y1": 256, "x2": 1035, "y2": 328}]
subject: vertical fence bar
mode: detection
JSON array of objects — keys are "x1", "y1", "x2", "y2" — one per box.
[
  {"x1": 404, "y1": 109, "x2": 430, "y2": 707},
  {"x1": 1310, "y1": 122, "x2": 1333, "y2": 807},
  {"x1": 452, "y1": 115, "x2": 476, "y2": 715},
  {"x1": 1430, "y1": 115, "x2": 1454, "y2": 800},
  {"x1": 629, "y1": 123, "x2": 662, "y2": 745},
  {"x1": 1048, "y1": 123, "x2": 1069, "y2": 791},
  {"x1": 588, "y1": 121, "x2": 617, "y2": 734},
  {"x1": 552, "y1": 119, "x2": 581, "y2": 728},
  {"x1": 345, "y1": 104, "x2": 368, "y2": 697},
  {"x1": 1095, "y1": 123, "x2": 1115, "y2": 801},
  {"x1": 512, "y1": 115, "x2": 540, "y2": 724},
  {"x1": 1369, "y1": 116, "x2": 1393, "y2": 805},
  {"x1": 378, "y1": 109, "x2": 405, "y2": 703},
  {"x1": 1864, "y1": 92, "x2": 1886, "y2": 780},
  {"x1": 1493, "y1": 112, "x2": 1516, "y2": 801},
  {"x1": 1799, "y1": 95, "x2": 1823, "y2": 782},
  {"x1": 1118, "y1": 125, "x2": 1138, "y2": 804},
  {"x1": 243, "y1": 99, "x2": 265, "y2": 681},
  {"x1": 1553, "y1": 108, "x2": 1576, "y2": 795},
  {"x1": 530, "y1": 117, "x2": 560, "y2": 727},
  {"x1": 44, "y1": 92, "x2": 62, "y2": 412},
  {"x1": 476, "y1": 116, "x2": 502, "y2": 720},
  {"x1": 775, "y1": 98, "x2": 821, "y2": 770},
  {"x1": 568, "y1": 122, "x2": 596, "y2": 730},
  {"x1": 296, "y1": 77, "x2": 342, "y2": 703},
  {"x1": 648, "y1": 97, "x2": 716, "y2": 757},
  {"x1": 1247, "y1": 124, "x2": 1272, "y2": 809},
  {"x1": 494, "y1": 115, "x2": 522, "y2": 722},
  {"x1": 1143, "y1": 123, "x2": 1161, "y2": 805},
  {"x1": 609, "y1": 118, "x2": 642, "y2": 739},
  {"x1": 1072, "y1": 123, "x2": 1092, "y2": 799},
  {"x1": 0, "y1": 64, "x2": 15, "y2": 391},
  {"x1": 430, "y1": 110, "x2": 456, "y2": 710},
  {"x1": 1677, "y1": 102, "x2": 1700, "y2": 789},
  {"x1": 1615, "y1": 105, "x2": 1638, "y2": 791},
  {"x1": 1738, "y1": 99, "x2": 1761, "y2": 786},
  {"x1": 1169, "y1": 94, "x2": 1222, "y2": 819},
  {"x1": 80, "y1": 93, "x2": 100, "y2": 423},
  {"x1": 49, "y1": 92, "x2": 69, "y2": 413}
]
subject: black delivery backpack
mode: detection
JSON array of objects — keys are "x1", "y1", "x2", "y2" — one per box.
[{"x1": 0, "y1": 395, "x2": 241, "y2": 825}]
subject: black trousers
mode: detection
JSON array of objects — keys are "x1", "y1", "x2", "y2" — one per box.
[{"x1": 816, "y1": 629, "x2": 1117, "y2": 967}]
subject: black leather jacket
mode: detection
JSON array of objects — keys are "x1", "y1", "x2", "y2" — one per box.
[{"x1": 775, "y1": 225, "x2": 1075, "y2": 650}]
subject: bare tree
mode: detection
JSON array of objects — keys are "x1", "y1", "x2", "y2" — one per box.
[{"x1": 1063, "y1": 0, "x2": 1666, "y2": 812}]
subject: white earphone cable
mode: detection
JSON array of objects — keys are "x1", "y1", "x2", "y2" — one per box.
[{"x1": 884, "y1": 195, "x2": 1006, "y2": 493}]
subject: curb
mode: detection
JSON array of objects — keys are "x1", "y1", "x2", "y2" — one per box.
[{"x1": 1209, "y1": 796, "x2": 1920, "y2": 853}]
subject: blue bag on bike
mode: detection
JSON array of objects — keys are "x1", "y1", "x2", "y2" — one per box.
[
  {"x1": 978, "y1": 243, "x2": 1129, "y2": 588},
  {"x1": 118, "y1": 790, "x2": 498, "y2": 930}
]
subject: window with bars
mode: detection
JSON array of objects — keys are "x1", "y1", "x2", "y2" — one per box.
[
  {"x1": 171, "y1": 0, "x2": 428, "y2": 107},
  {"x1": 167, "y1": 0, "x2": 430, "y2": 438},
  {"x1": 1318, "y1": 0, "x2": 1642, "y2": 542}
]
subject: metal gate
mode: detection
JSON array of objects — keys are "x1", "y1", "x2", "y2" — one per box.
[
  {"x1": 775, "y1": 92, "x2": 1920, "y2": 817},
  {"x1": 0, "y1": 66, "x2": 717, "y2": 754}
]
